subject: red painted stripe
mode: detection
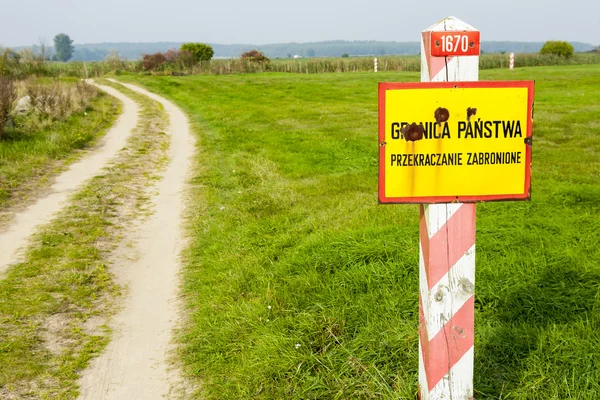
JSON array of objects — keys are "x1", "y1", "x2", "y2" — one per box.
[
  {"x1": 420, "y1": 295, "x2": 475, "y2": 390},
  {"x1": 419, "y1": 294, "x2": 427, "y2": 346},
  {"x1": 421, "y1": 32, "x2": 454, "y2": 81},
  {"x1": 421, "y1": 204, "x2": 476, "y2": 290}
]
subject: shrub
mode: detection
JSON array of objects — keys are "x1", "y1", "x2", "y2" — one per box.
[
  {"x1": 141, "y1": 52, "x2": 167, "y2": 71},
  {"x1": 341, "y1": 53, "x2": 350, "y2": 58},
  {"x1": 0, "y1": 77, "x2": 16, "y2": 138},
  {"x1": 540, "y1": 41, "x2": 574, "y2": 58},
  {"x1": 0, "y1": 48, "x2": 21, "y2": 76},
  {"x1": 241, "y1": 49, "x2": 270, "y2": 63},
  {"x1": 164, "y1": 49, "x2": 196, "y2": 68},
  {"x1": 180, "y1": 43, "x2": 214, "y2": 62}
]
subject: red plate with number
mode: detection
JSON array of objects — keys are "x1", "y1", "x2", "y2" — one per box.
[{"x1": 430, "y1": 31, "x2": 480, "y2": 57}]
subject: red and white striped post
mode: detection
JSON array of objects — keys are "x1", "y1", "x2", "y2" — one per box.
[
  {"x1": 418, "y1": 17, "x2": 479, "y2": 400},
  {"x1": 509, "y1": 52, "x2": 515, "y2": 70}
]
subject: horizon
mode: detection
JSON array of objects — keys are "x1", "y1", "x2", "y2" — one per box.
[
  {"x1": 2, "y1": 1, "x2": 599, "y2": 48},
  {"x1": 5, "y1": 38, "x2": 598, "y2": 49}
]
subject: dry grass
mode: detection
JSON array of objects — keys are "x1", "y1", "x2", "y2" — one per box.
[{"x1": 0, "y1": 77, "x2": 17, "y2": 138}]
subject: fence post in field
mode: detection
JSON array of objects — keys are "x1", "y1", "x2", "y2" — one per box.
[
  {"x1": 374, "y1": 57, "x2": 378, "y2": 72},
  {"x1": 419, "y1": 17, "x2": 479, "y2": 400},
  {"x1": 510, "y1": 52, "x2": 515, "y2": 70}
]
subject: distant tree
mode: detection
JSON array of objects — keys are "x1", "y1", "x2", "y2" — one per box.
[
  {"x1": 540, "y1": 41, "x2": 574, "y2": 58},
  {"x1": 306, "y1": 48, "x2": 315, "y2": 57},
  {"x1": 53, "y1": 33, "x2": 74, "y2": 61},
  {"x1": 180, "y1": 43, "x2": 214, "y2": 62},
  {"x1": 38, "y1": 37, "x2": 49, "y2": 61},
  {"x1": 241, "y1": 49, "x2": 270, "y2": 63},
  {"x1": 341, "y1": 53, "x2": 349, "y2": 58}
]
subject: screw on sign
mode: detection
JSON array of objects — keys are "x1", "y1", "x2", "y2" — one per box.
[{"x1": 377, "y1": 16, "x2": 534, "y2": 399}]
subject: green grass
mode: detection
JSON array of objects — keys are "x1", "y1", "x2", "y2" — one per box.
[
  {"x1": 119, "y1": 65, "x2": 600, "y2": 399},
  {"x1": 0, "y1": 84, "x2": 119, "y2": 211},
  {"x1": 0, "y1": 81, "x2": 169, "y2": 398}
]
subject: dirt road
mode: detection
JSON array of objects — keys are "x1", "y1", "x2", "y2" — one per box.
[
  {"x1": 0, "y1": 79, "x2": 194, "y2": 398},
  {"x1": 77, "y1": 81, "x2": 194, "y2": 399},
  {"x1": 0, "y1": 83, "x2": 139, "y2": 276}
]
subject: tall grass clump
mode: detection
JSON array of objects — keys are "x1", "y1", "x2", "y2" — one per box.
[
  {"x1": 0, "y1": 77, "x2": 17, "y2": 138},
  {"x1": 21, "y1": 79, "x2": 98, "y2": 126}
]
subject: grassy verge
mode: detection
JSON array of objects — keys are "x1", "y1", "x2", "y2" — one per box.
[
  {"x1": 0, "y1": 81, "x2": 120, "y2": 217},
  {"x1": 0, "y1": 80, "x2": 169, "y2": 398},
  {"x1": 121, "y1": 64, "x2": 600, "y2": 399}
]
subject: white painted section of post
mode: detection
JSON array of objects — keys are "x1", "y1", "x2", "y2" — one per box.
[
  {"x1": 419, "y1": 16, "x2": 479, "y2": 400},
  {"x1": 510, "y1": 52, "x2": 515, "y2": 70},
  {"x1": 374, "y1": 57, "x2": 378, "y2": 72}
]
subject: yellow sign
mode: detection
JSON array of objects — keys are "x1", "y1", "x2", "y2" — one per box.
[{"x1": 378, "y1": 81, "x2": 534, "y2": 203}]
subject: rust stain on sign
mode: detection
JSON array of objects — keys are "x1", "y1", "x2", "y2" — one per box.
[
  {"x1": 466, "y1": 107, "x2": 477, "y2": 121},
  {"x1": 401, "y1": 123, "x2": 425, "y2": 142},
  {"x1": 434, "y1": 107, "x2": 450, "y2": 124}
]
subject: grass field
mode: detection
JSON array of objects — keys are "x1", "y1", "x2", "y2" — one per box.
[{"x1": 122, "y1": 65, "x2": 599, "y2": 399}]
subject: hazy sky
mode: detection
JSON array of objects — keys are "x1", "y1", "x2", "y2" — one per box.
[{"x1": 2, "y1": 0, "x2": 599, "y2": 47}]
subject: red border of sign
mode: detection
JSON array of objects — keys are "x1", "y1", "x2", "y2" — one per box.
[{"x1": 378, "y1": 80, "x2": 534, "y2": 204}]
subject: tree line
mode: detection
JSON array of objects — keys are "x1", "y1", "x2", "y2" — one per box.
[{"x1": 11, "y1": 39, "x2": 596, "y2": 61}]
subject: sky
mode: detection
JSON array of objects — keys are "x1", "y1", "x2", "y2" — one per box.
[{"x1": 2, "y1": 0, "x2": 599, "y2": 47}]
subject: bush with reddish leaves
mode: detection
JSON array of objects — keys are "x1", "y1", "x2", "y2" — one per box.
[
  {"x1": 141, "y1": 52, "x2": 167, "y2": 71},
  {"x1": 241, "y1": 49, "x2": 270, "y2": 63}
]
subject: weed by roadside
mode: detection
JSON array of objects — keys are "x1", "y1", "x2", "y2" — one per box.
[
  {"x1": 0, "y1": 77, "x2": 17, "y2": 139},
  {"x1": 21, "y1": 79, "x2": 98, "y2": 123}
]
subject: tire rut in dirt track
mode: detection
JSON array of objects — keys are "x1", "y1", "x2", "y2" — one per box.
[
  {"x1": 0, "y1": 83, "x2": 139, "y2": 277},
  {"x1": 78, "y1": 80, "x2": 195, "y2": 399}
]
